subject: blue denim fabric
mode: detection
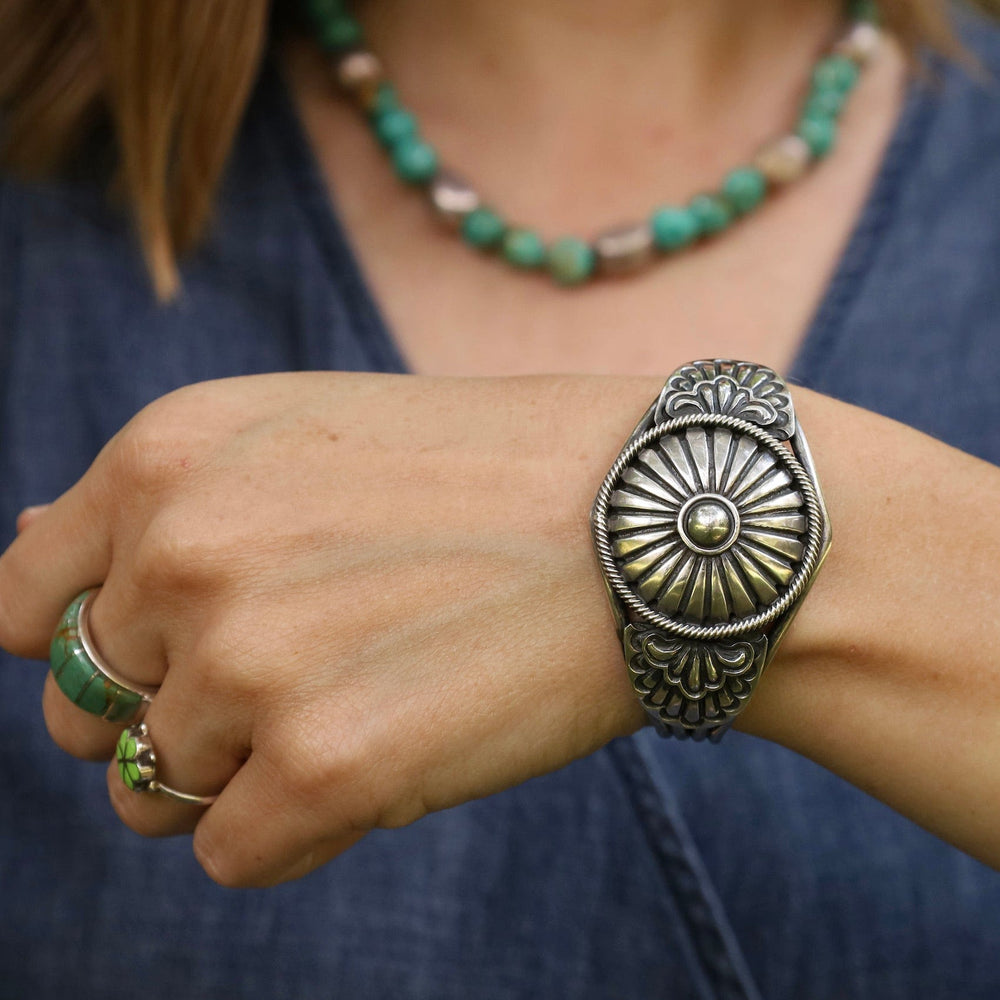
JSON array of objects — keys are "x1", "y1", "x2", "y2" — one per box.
[{"x1": 2, "y1": 6, "x2": 1000, "y2": 998}]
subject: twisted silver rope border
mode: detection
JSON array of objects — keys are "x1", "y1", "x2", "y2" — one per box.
[{"x1": 591, "y1": 411, "x2": 825, "y2": 641}]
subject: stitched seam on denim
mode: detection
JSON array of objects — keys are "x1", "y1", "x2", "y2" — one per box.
[
  {"x1": 789, "y1": 64, "x2": 938, "y2": 389},
  {"x1": 606, "y1": 737, "x2": 763, "y2": 1000},
  {"x1": 258, "y1": 53, "x2": 410, "y2": 375}
]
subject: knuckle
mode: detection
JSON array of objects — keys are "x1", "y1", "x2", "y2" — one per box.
[
  {"x1": 278, "y1": 730, "x2": 370, "y2": 823},
  {"x1": 277, "y1": 723, "x2": 414, "y2": 834},
  {"x1": 129, "y1": 509, "x2": 228, "y2": 596},
  {"x1": 185, "y1": 622, "x2": 262, "y2": 706},
  {"x1": 105, "y1": 389, "x2": 209, "y2": 498},
  {"x1": 108, "y1": 417, "x2": 185, "y2": 497}
]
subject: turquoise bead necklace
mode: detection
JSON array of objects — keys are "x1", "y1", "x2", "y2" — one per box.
[{"x1": 301, "y1": 0, "x2": 882, "y2": 286}]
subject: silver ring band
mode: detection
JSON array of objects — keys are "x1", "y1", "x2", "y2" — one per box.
[
  {"x1": 115, "y1": 722, "x2": 218, "y2": 806},
  {"x1": 49, "y1": 589, "x2": 157, "y2": 723}
]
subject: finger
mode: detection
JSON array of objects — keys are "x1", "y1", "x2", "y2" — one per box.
[
  {"x1": 42, "y1": 673, "x2": 137, "y2": 761},
  {"x1": 0, "y1": 483, "x2": 112, "y2": 659},
  {"x1": 41, "y1": 586, "x2": 163, "y2": 761},
  {"x1": 86, "y1": 580, "x2": 169, "y2": 689},
  {"x1": 16, "y1": 504, "x2": 51, "y2": 533},
  {"x1": 192, "y1": 753, "x2": 366, "y2": 888},
  {"x1": 107, "y1": 666, "x2": 251, "y2": 839}
]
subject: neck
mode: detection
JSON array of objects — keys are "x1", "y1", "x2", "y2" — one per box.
[
  {"x1": 355, "y1": 0, "x2": 845, "y2": 107},
  {"x1": 342, "y1": 0, "x2": 853, "y2": 228}
]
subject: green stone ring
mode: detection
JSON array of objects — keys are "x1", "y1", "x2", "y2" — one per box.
[
  {"x1": 116, "y1": 722, "x2": 218, "y2": 806},
  {"x1": 49, "y1": 589, "x2": 156, "y2": 723}
]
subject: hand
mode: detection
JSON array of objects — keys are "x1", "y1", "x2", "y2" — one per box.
[
  {"x1": 8, "y1": 370, "x2": 1000, "y2": 883},
  {"x1": 0, "y1": 372, "x2": 656, "y2": 886}
]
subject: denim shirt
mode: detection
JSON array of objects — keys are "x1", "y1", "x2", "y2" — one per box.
[{"x1": 1, "y1": 8, "x2": 1000, "y2": 999}]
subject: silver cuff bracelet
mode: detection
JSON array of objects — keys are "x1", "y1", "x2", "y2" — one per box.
[{"x1": 591, "y1": 360, "x2": 832, "y2": 742}]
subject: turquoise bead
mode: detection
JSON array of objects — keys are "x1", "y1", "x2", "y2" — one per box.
[
  {"x1": 391, "y1": 137, "x2": 438, "y2": 183},
  {"x1": 688, "y1": 194, "x2": 734, "y2": 235},
  {"x1": 722, "y1": 167, "x2": 767, "y2": 214},
  {"x1": 317, "y1": 14, "x2": 363, "y2": 51},
  {"x1": 369, "y1": 83, "x2": 399, "y2": 118},
  {"x1": 798, "y1": 115, "x2": 838, "y2": 157},
  {"x1": 548, "y1": 238, "x2": 595, "y2": 286},
  {"x1": 462, "y1": 208, "x2": 505, "y2": 248},
  {"x1": 813, "y1": 55, "x2": 860, "y2": 93},
  {"x1": 374, "y1": 108, "x2": 417, "y2": 148},
  {"x1": 650, "y1": 206, "x2": 699, "y2": 251},
  {"x1": 305, "y1": 0, "x2": 346, "y2": 20},
  {"x1": 850, "y1": 0, "x2": 880, "y2": 23},
  {"x1": 804, "y1": 87, "x2": 847, "y2": 118},
  {"x1": 502, "y1": 229, "x2": 547, "y2": 269}
]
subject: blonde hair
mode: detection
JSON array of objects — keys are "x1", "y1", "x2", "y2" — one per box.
[{"x1": 0, "y1": 0, "x2": 995, "y2": 299}]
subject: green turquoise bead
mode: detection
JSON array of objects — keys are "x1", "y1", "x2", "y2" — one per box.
[
  {"x1": 722, "y1": 167, "x2": 767, "y2": 214},
  {"x1": 548, "y1": 237, "x2": 595, "y2": 286},
  {"x1": 688, "y1": 194, "x2": 734, "y2": 236},
  {"x1": 462, "y1": 208, "x2": 506, "y2": 248},
  {"x1": 813, "y1": 55, "x2": 860, "y2": 93},
  {"x1": 369, "y1": 83, "x2": 399, "y2": 118},
  {"x1": 305, "y1": 0, "x2": 346, "y2": 21},
  {"x1": 798, "y1": 114, "x2": 838, "y2": 157},
  {"x1": 502, "y1": 229, "x2": 547, "y2": 269},
  {"x1": 650, "y1": 206, "x2": 700, "y2": 251},
  {"x1": 391, "y1": 137, "x2": 439, "y2": 183},
  {"x1": 850, "y1": 0, "x2": 880, "y2": 23},
  {"x1": 804, "y1": 87, "x2": 847, "y2": 118},
  {"x1": 373, "y1": 108, "x2": 417, "y2": 148},
  {"x1": 317, "y1": 14, "x2": 363, "y2": 51}
]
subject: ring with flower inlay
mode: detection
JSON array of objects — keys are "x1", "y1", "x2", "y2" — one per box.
[{"x1": 115, "y1": 722, "x2": 218, "y2": 806}]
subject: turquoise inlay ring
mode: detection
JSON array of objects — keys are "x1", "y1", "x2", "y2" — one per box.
[
  {"x1": 49, "y1": 589, "x2": 156, "y2": 723},
  {"x1": 116, "y1": 722, "x2": 218, "y2": 806}
]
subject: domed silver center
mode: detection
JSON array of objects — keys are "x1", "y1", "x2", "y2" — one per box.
[
  {"x1": 677, "y1": 494, "x2": 741, "y2": 555},
  {"x1": 686, "y1": 500, "x2": 732, "y2": 544}
]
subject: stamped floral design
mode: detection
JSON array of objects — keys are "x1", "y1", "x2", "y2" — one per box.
[
  {"x1": 625, "y1": 625, "x2": 767, "y2": 732},
  {"x1": 657, "y1": 360, "x2": 793, "y2": 438}
]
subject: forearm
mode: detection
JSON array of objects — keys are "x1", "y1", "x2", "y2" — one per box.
[
  {"x1": 714, "y1": 389, "x2": 1000, "y2": 867},
  {"x1": 8, "y1": 369, "x2": 999, "y2": 884}
]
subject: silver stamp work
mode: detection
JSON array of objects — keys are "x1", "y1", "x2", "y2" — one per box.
[
  {"x1": 607, "y1": 423, "x2": 807, "y2": 625},
  {"x1": 591, "y1": 359, "x2": 831, "y2": 740}
]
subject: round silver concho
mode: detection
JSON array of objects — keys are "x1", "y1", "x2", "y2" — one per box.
[{"x1": 592, "y1": 412, "x2": 825, "y2": 641}]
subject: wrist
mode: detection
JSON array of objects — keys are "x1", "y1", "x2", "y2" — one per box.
[{"x1": 587, "y1": 365, "x2": 830, "y2": 741}]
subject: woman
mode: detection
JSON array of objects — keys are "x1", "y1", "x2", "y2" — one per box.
[{"x1": 2, "y1": 0, "x2": 1000, "y2": 996}]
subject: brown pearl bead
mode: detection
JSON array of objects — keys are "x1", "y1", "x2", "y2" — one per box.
[
  {"x1": 334, "y1": 51, "x2": 384, "y2": 111},
  {"x1": 428, "y1": 171, "x2": 480, "y2": 226},
  {"x1": 594, "y1": 223, "x2": 654, "y2": 275},
  {"x1": 834, "y1": 23, "x2": 882, "y2": 65},
  {"x1": 753, "y1": 135, "x2": 813, "y2": 186}
]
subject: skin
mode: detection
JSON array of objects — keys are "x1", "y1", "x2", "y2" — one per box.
[{"x1": 4, "y1": 1, "x2": 998, "y2": 887}]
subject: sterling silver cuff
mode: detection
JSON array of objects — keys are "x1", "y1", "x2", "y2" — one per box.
[{"x1": 591, "y1": 360, "x2": 831, "y2": 742}]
